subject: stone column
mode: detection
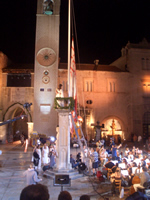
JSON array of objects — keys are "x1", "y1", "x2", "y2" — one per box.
[
  {"x1": 56, "y1": 109, "x2": 71, "y2": 171},
  {"x1": 27, "y1": 122, "x2": 34, "y2": 146},
  {"x1": 27, "y1": 122, "x2": 34, "y2": 136},
  {"x1": 0, "y1": 123, "x2": 6, "y2": 143}
]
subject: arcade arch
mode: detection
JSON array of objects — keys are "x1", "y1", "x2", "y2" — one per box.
[
  {"x1": 3, "y1": 103, "x2": 32, "y2": 142},
  {"x1": 101, "y1": 116, "x2": 125, "y2": 144}
]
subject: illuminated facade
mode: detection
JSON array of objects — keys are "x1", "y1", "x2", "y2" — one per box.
[
  {"x1": 58, "y1": 38, "x2": 150, "y2": 142},
  {"x1": 0, "y1": 38, "x2": 150, "y2": 143}
]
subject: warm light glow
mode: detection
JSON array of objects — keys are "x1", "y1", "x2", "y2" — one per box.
[
  {"x1": 24, "y1": 139, "x2": 28, "y2": 153},
  {"x1": 89, "y1": 115, "x2": 94, "y2": 127},
  {"x1": 77, "y1": 115, "x2": 83, "y2": 122}
]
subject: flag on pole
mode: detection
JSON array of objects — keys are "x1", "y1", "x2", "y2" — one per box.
[
  {"x1": 69, "y1": 37, "x2": 77, "y2": 135},
  {"x1": 69, "y1": 37, "x2": 77, "y2": 114}
]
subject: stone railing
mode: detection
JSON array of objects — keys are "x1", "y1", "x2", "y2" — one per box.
[{"x1": 54, "y1": 97, "x2": 74, "y2": 110}]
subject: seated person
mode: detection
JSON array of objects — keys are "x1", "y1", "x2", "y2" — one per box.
[
  {"x1": 133, "y1": 166, "x2": 150, "y2": 192},
  {"x1": 111, "y1": 167, "x2": 122, "y2": 194},
  {"x1": 122, "y1": 158, "x2": 128, "y2": 169},
  {"x1": 112, "y1": 163, "x2": 119, "y2": 173},
  {"x1": 125, "y1": 191, "x2": 148, "y2": 200},
  {"x1": 135, "y1": 164, "x2": 142, "y2": 175},
  {"x1": 124, "y1": 147, "x2": 130, "y2": 158},
  {"x1": 128, "y1": 151, "x2": 134, "y2": 161},
  {"x1": 128, "y1": 166, "x2": 134, "y2": 186},
  {"x1": 76, "y1": 152, "x2": 82, "y2": 162},
  {"x1": 103, "y1": 157, "x2": 114, "y2": 177},
  {"x1": 105, "y1": 157, "x2": 114, "y2": 169},
  {"x1": 70, "y1": 154, "x2": 79, "y2": 169}
]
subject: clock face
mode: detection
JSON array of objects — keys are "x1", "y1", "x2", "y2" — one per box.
[
  {"x1": 42, "y1": 76, "x2": 50, "y2": 84},
  {"x1": 36, "y1": 48, "x2": 56, "y2": 67},
  {"x1": 43, "y1": 70, "x2": 49, "y2": 76}
]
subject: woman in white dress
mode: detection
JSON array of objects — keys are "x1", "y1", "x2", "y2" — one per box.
[{"x1": 42, "y1": 143, "x2": 49, "y2": 165}]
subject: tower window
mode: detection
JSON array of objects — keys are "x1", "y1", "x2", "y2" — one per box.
[
  {"x1": 83, "y1": 79, "x2": 93, "y2": 92},
  {"x1": 7, "y1": 74, "x2": 31, "y2": 87}
]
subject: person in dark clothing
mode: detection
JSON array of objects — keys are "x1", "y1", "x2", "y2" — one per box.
[
  {"x1": 70, "y1": 154, "x2": 80, "y2": 169},
  {"x1": 125, "y1": 191, "x2": 148, "y2": 200},
  {"x1": 58, "y1": 191, "x2": 72, "y2": 200},
  {"x1": 102, "y1": 157, "x2": 115, "y2": 177},
  {"x1": 111, "y1": 163, "x2": 119, "y2": 173},
  {"x1": 20, "y1": 184, "x2": 49, "y2": 200},
  {"x1": 80, "y1": 195, "x2": 90, "y2": 200},
  {"x1": 105, "y1": 157, "x2": 115, "y2": 169}
]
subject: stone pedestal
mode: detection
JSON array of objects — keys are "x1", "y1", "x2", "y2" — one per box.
[{"x1": 56, "y1": 109, "x2": 71, "y2": 171}]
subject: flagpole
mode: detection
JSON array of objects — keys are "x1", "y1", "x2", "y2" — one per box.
[{"x1": 68, "y1": 0, "x2": 71, "y2": 97}]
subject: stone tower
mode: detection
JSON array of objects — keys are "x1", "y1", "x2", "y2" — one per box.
[{"x1": 33, "y1": 0, "x2": 60, "y2": 136}]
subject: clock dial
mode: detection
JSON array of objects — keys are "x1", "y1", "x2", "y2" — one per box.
[
  {"x1": 43, "y1": 70, "x2": 49, "y2": 76},
  {"x1": 37, "y1": 48, "x2": 56, "y2": 67},
  {"x1": 42, "y1": 76, "x2": 50, "y2": 84}
]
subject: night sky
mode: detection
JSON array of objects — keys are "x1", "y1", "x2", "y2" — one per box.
[{"x1": 0, "y1": 0, "x2": 150, "y2": 65}]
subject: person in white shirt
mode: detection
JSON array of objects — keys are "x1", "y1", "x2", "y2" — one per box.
[
  {"x1": 55, "y1": 84, "x2": 64, "y2": 107},
  {"x1": 99, "y1": 146, "x2": 107, "y2": 166},
  {"x1": 133, "y1": 166, "x2": 150, "y2": 192},
  {"x1": 90, "y1": 148, "x2": 99, "y2": 175}
]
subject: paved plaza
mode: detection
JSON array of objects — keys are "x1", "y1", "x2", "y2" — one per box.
[{"x1": 0, "y1": 142, "x2": 130, "y2": 200}]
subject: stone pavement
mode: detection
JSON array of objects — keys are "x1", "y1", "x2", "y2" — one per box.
[{"x1": 0, "y1": 142, "x2": 129, "y2": 200}]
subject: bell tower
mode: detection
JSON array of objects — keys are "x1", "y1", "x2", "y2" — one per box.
[{"x1": 33, "y1": 0, "x2": 60, "y2": 136}]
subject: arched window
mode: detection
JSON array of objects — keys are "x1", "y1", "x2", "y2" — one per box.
[
  {"x1": 143, "y1": 112, "x2": 150, "y2": 138},
  {"x1": 113, "y1": 82, "x2": 115, "y2": 92},
  {"x1": 110, "y1": 82, "x2": 112, "y2": 92}
]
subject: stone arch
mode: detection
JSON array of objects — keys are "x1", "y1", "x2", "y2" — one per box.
[
  {"x1": 3, "y1": 102, "x2": 32, "y2": 122},
  {"x1": 101, "y1": 115, "x2": 126, "y2": 143},
  {"x1": 3, "y1": 102, "x2": 32, "y2": 142}
]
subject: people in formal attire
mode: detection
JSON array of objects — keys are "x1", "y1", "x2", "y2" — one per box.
[
  {"x1": 42, "y1": 143, "x2": 49, "y2": 165},
  {"x1": 36, "y1": 145, "x2": 42, "y2": 170}
]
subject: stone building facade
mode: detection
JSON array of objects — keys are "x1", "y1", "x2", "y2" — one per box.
[{"x1": 0, "y1": 39, "x2": 150, "y2": 144}]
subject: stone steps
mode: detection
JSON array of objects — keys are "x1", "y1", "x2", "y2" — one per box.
[{"x1": 43, "y1": 169, "x2": 85, "y2": 180}]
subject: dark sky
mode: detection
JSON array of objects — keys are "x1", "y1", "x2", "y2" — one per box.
[{"x1": 0, "y1": 0, "x2": 150, "y2": 65}]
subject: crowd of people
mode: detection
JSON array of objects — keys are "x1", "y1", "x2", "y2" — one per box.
[
  {"x1": 21, "y1": 135, "x2": 150, "y2": 199},
  {"x1": 32, "y1": 142, "x2": 57, "y2": 172},
  {"x1": 70, "y1": 136, "x2": 150, "y2": 199},
  {"x1": 87, "y1": 137, "x2": 150, "y2": 198}
]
